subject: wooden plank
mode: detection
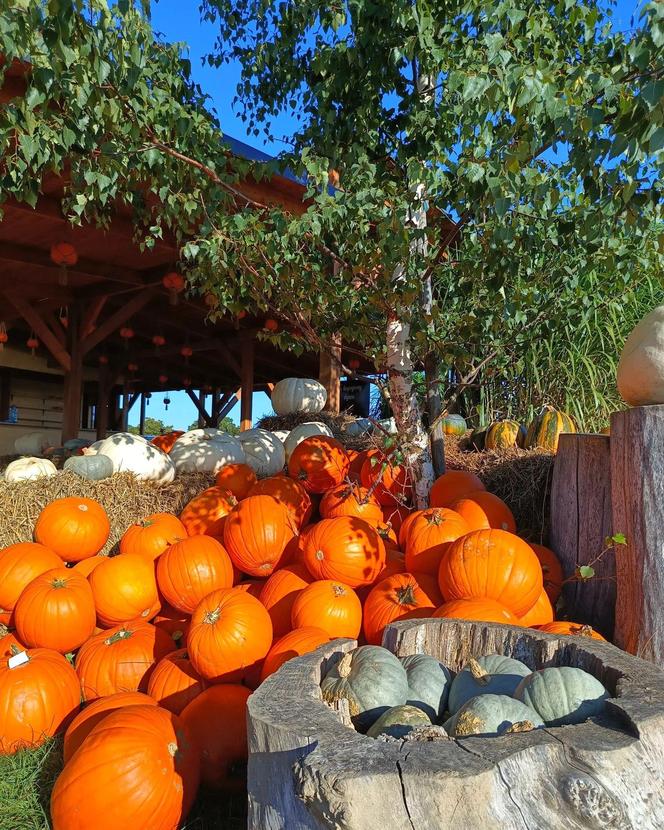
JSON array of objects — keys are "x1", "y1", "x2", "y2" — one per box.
[
  {"x1": 138, "y1": 393, "x2": 146, "y2": 435},
  {"x1": 319, "y1": 333, "x2": 342, "y2": 414},
  {"x1": 95, "y1": 366, "x2": 110, "y2": 440},
  {"x1": 81, "y1": 295, "x2": 108, "y2": 339},
  {"x1": 62, "y1": 306, "x2": 83, "y2": 442},
  {"x1": 550, "y1": 434, "x2": 614, "y2": 638},
  {"x1": 612, "y1": 405, "x2": 664, "y2": 662},
  {"x1": 219, "y1": 389, "x2": 240, "y2": 420},
  {"x1": 240, "y1": 334, "x2": 255, "y2": 431},
  {"x1": 81, "y1": 289, "x2": 154, "y2": 354},
  {"x1": 3, "y1": 291, "x2": 71, "y2": 372},
  {"x1": 185, "y1": 388, "x2": 214, "y2": 428},
  {"x1": 0, "y1": 369, "x2": 10, "y2": 421},
  {"x1": 44, "y1": 311, "x2": 66, "y2": 347}
]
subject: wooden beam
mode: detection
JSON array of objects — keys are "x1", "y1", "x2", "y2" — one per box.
[
  {"x1": 3, "y1": 291, "x2": 71, "y2": 372},
  {"x1": 216, "y1": 340, "x2": 242, "y2": 378},
  {"x1": 185, "y1": 388, "x2": 214, "y2": 428},
  {"x1": 95, "y1": 366, "x2": 110, "y2": 440},
  {"x1": 138, "y1": 393, "x2": 147, "y2": 435},
  {"x1": 44, "y1": 311, "x2": 67, "y2": 347},
  {"x1": 81, "y1": 289, "x2": 154, "y2": 354},
  {"x1": 320, "y1": 333, "x2": 342, "y2": 414},
  {"x1": 219, "y1": 390, "x2": 240, "y2": 421},
  {"x1": 62, "y1": 306, "x2": 83, "y2": 442},
  {"x1": 240, "y1": 334, "x2": 255, "y2": 431},
  {"x1": 81, "y1": 295, "x2": 108, "y2": 339}
]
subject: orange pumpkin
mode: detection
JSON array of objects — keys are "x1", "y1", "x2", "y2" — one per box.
[
  {"x1": 433, "y1": 597, "x2": 520, "y2": 624},
  {"x1": 258, "y1": 563, "x2": 312, "y2": 638},
  {"x1": 450, "y1": 492, "x2": 516, "y2": 533},
  {"x1": 291, "y1": 579, "x2": 362, "y2": 639},
  {"x1": 0, "y1": 542, "x2": 62, "y2": 625},
  {"x1": 519, "y1": 588, "x2": 555, "y2": 627},
  {"x1": 348, "y1": 449, "x2": 370, "y2": 484},
  {"x1": 234, "y1": 579, "x2": 265, "y2": 599},
  {"x1": 248, "y1": 475, "x2": 312, "y2": 528},
  {"x1": 260, "y1": 626, "x2": 329, "y2": 681},
  {"x1": 0, "y1": 647, "x2": 80, "y2": 754},
  {"x1": 410, "y1": 571, "x2": 444, "y2": 607},
  {"x1": 156, "y1": 535, "x2": 234, "y2": 614},
  {"x1": 375, "y1": 521, "x2": 399, "y2": 549},
  {"x1": 438, "y1": 529, "x2": 543, "y2": 617},
  {"x1": 179, "y1": 486, "x2": 238, "y2": 537},
  {"x1": 536, "y1": 621, "x2": 606, "y2": 641},
  {"x1": 528, "y1": 543, "x2": 564, "y2": 602},
  {"x1": 75, "y1": 620, "x2": 176, "y2": 701},
  {"x1": 319, "y1": 484, "x2": 383, "y2": 525},
  {"x1": 180, "y1": 684, "x2": 250, "y2": 791},
  {"x1": 149, "y1": 431, "x2": 184, "y2": 453},
  {"x1": 34, "y1": 497, "x2": 110, "y2": 561},
  {"x1": 89, "y1": 553, "x2": 160, "y2": 627},
  {"x1": 72, "y1": 555, "x2": 107, "y2": 577},
  {"x1": 429, "y1": 470, "x2": 486, "y2": 508},
  {"x1": 152, "y1": 604, "x2": 191, "y2": 645},
  {"x1": 381, "y1": 504, "x2": 411, "y2": 537},
  {"x1": 301, "y1": 516, "x2": 386, "y2": 587},
  {"x1": 0, "y1": 627, "x2": 24, "y2": 658},
  {"x1": 223, "y1": 495, "x2": 296, "y2": 577},
  {"x1": 14, "y1": 567, "x2": 96, "y2": 654},
  {"x1": 187, "y1": 588, "x2": 273, "y2": 683},
  {"x1": 214, "y1": 463, "x2": 258, "y2": 500},
  {"x1": 404, "y1": 508, "x2": 470, "y2": 575},
  {"x1": 360, "y1": 450, "x2": 411, "y2": 506},
  {"x1": 363, "y1": 573, "x2": 437, "y2": 645},
  {"x1": 119, "y1": 513, "x2": 187, "y2": 560},
  {"x1": 397, "y1": 509, "x2": 423, "y2": 549},
  {"x1": 147, "y1": 648, "x2": 206, "y2": 715},
  {"x1": 50, "y1": 706, "x2": 200, "y2": 830},
  {"x1": 63, "y1": 691, "x2": 158, "y2": 763},
  {"x1": 287, "y1": 436, "x2": 350, "y2": 493}
]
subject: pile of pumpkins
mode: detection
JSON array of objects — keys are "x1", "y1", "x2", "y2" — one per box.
[
  {"x1": 442, "y1": 404, "x2": 576, "y2": 453},
  {"x1": 0, "y1": 410, "x2": 604, "y2": 828},
  {"x1": 321, "y1": 645, "x2": 610, "y2": 739}
]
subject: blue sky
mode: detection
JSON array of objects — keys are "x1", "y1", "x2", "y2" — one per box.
[{"x1": 130, "y1": 0, "x2": 645, "y2": 431}]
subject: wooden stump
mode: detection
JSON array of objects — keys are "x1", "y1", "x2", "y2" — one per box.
[
  {"x1": 247, "y1": 619, "x2": 664, "y2": 829},
  {"x1": 550, "y1": 433, "x2": 615, "y2": 637},
  {"x1": 611, "y1": 405, "x2": 664, "y2": 662}
]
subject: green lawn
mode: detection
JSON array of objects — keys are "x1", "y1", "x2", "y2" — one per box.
[{"x1": 0, "y1": 739, "x2": 246, "y2": 830}]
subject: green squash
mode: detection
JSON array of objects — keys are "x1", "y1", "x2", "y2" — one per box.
[
  {"x1": 400, "y1": 654, "x2": 452, "y2": 721},
  {"x1": 442, "y1": 414, "x2": 467, "y2": 436},
  {"x1": 524, "y1": 405, "x2": 576, "y2": 452},
  {"x1": 444, "y1": 694, "x2": 544, "y2": 737},
  {"x1": 514, "y1": 667, "x2": 609, "y2": 726},
  {"x1": 485, "y1": 420, "x2": 527, "y2": 450},
  {"x1": 448, "y1": 655, "x2": 531, "y2": 714},
  {"x1": 366, "y1": 704, "x2": 431, "y2": 739},
  {"x1": 63, "y1": 453, "x2": 114, "y2": 481},
  {"x1": 321, "y1": 646, "x2": 409, "y2": 732}
]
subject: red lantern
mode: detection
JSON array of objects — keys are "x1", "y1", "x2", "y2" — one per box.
[
  {"x1": 264, "y1": 318, "x2": 279, "y2": 332},
  {"x1": 119, "y1": 327, "x2": 134, "y2": 350},
  {"x1": 162, "y1": 272, "x2": 185, "y2": 305},
  {"x1": 348, "y1": 358, "x2": 360, "y2": 371},
  {"x1": 98, "y1": 354, "x2": 109, "y2": 365},
  {"x1": 27, "y1": 335, "x2": 39, "y2": 356},
  {"x1": 0, "y1": 321, "x2": 7, "y2": 351},
  {"x1": 158, "y1": 374, "x2": 168, "y2": 385},
  {"x1": 182, "y1": 376, "x2": 192, "y2": 387},
  {"x1": 237, "y1": 310, "x2": 247, "y2": 320},
  {"x1": 152, "y1": 334, "x2": 166, "y2": 354},
  {"x1": 50, "y1": 242, "x2": 78, "y2": 286},
  {"x1": 180, "y1": 345, "x2": 193, "y2": 365},
  {"x1": 127, "y1": 363, "x2": 139, "y2": 373}
]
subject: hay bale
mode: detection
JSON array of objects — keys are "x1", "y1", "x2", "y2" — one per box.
[
  {"x1": 0, "y1": 471, "x2": 213, "y2": 554},
  {"x1": 256, "y1": 411, "x2": 372, "y2": 451}
]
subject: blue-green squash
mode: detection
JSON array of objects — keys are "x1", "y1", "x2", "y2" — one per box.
[
  {"x1": 444, "y1": 694, "x2": 544, "y2": 737},
  {"x1": 514, "y1": 666, "x2": 609, "y2": 726},
  {"x1": 442, "y1": 414, "x2": 467, "y2": 436},
  {"x1": 366, "y1": 704, "x2": 431, "y2": 739},
  {"x1": 63, "y1": 454, "x2": 114, "y2": 481},
  {"x1": 400, "y1": 653, "x2": 452, "y2": 721},
  {"x1": 448, "y1": 655, "x2": 531, "y2": 714}
]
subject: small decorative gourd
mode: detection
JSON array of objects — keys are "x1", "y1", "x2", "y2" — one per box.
[
  {"x1": 444, "y1": 694, "x2": 544, "y2": 737},
  {"x1": 485, "y1": 420, "x2": 527, "y2": 450},
  {"x1": 447, "y1": 654, "x2": 531, "y2": 714},
  {"x1": 320, "y1": 645, "x2": 409, "y2": 732},
  {"x1": 514, "y1": 666, "x2": 610, "y2": 726},
  {"x1": 366, "y1": 704, "x2": 431, "y2": 739},
  {"x1": 64, "y1": 454, "x2": 114, "y2": 481},
  {"x1": 441, "y1": 414, "x2": 467, "y2": 436},
  {"x1": 400, "y1": 653, "x2": 452, "y2": 721}
]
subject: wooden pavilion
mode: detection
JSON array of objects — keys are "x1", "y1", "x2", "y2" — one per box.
[{"x1": 0, "y1": 63, "x2": 351, "y2": 454}]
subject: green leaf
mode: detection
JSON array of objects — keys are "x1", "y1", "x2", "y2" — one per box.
[{"x1": 577, "y1": 565, "x2": 595, "y2": 581}]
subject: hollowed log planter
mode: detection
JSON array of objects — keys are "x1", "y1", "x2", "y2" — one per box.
[{"x1": 247, "y1": 618, "x2": 664, "y2": 829}]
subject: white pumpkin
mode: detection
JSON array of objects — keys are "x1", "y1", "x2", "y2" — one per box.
[
  {"x1": 238, "y1": 428, "x2": 286, "y2": 478},
  {"x1": 95, "y1": 432, "x2": 175, "y2": 485},
  {"x1": 342, "y1": 418, "x2": 372, "y2": 437},
  {"x1": 273, "y1": 429, "x2": 290, "y2": 444},
  {"x1": 4, "y1": 456, "x2": 58, "y2": 482},
  {"x1": 169, "y1": 428, "x2": 245, "y2": 475},
  {"x1": 283, "y1": 421, "x2": 334, "y2": 461},
  {"x1": 617, "y1": 305, "x2": 664, "y2": 406},
  {"x1": 271, "y1": 377, "x2": 327, "y2": 416},
  {"x1": 13, "y1": 432, "x2": 49, "y2": 456}
]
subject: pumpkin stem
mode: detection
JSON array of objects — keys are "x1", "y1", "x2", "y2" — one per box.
[
  {"x1": 396, "y1": 585, "x2": 417, "y2": 607},
  {"x1": 426, "y1": 509, "x2": 444, "y2": 526},
  {"x1": 167, "y1": 741, "x2": 178, "y2": 757},
  {"x1": 315, "y1": 549, "x2": 325, "y2": 561},
  {"x1": 77, "y1": 504, "x2": 89, "y2": 512},
  {"x1": 468, "y1": 658, "x2": 490, "y2": 685},
  {"x1": 105, "y1": 627, "x2": 132, "y2": 645},
  {"x1": 51, "y1": 578, "x2": 68, "y2": 589},
  {"x1": 332, "y1": 584, "x2": 347, "y2": 598},
  {"x1": 0, "y1": 624, "x2": 9, "y2": 638},
  {"x1": 504, "y1": 720, "x2": 536, "y2": 734},
  {"x1": 577, "y1": 625, "x2": 594, "y2": 637},
  {"x1": 204, "y1": 607, "x2": 221, "y2": 625},
  {"x1": 337, "y1": 652, "x2": 353, "y2": 678},
  {"x1": 9, "y1": 644, "x2": 21, "y2": 656}
]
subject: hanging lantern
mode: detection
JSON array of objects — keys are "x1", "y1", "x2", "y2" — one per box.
[
  {"x1": 127, "y1": 363, "x2": 139, "y2": 374},
  {"x1": 204, "y1": 292, "x2": 219, "y2": 309},
  {"x1": 180, "y1": 345, "x2": 193, "y2": 364},
  {"x1": 158, "y1": 374, "x2": 168, "y2": 385},
  {"x1": 182, "y1": 376, "x2": 192, "y2": 387},
  {"x1": 348, "y1": 358, "x2": 361, "y2": 371},
  {"x1": 0, "y1": 321, "x2": 7, "y2": 351},
  {"x1": 58, "y1": 306, "x2": 69, "y2": 330},
  {"x1": 203, "y1": 383, "x2": 213, "y2": 393},
  {"x1": 264, "y1": 318, "x2": 279, "y2": 332},
  {"x1": 237, "y1": 310, "x2": 247, "y2": 320},
  {"x1": 50, "y1": 242, "x2": 78, "y2": 286},
  {"x1": 152, "y1": 334, "x2": 166, "y2": 354},
  {"x1": 119, "y1": 327, "x2": 134, "y2": 349},
  {"x1": 98, "y1": 354, "x2": 109, "y2": 365},
  {"x1": 164, "y1": 395, "x2": 171, "y2": 411},
  {"x1": 145, "y1": 392, "x2": 152, "y2": 406},
  {"x1": 27, "y1": 334, "x2": 39, "y2": 357},
  {"x1": 162, "y1": 272, "x2": 185, "y2": 306}
]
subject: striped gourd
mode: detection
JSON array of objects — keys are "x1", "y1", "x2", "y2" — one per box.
[
  {"x1": 525, "y1": 406, "x2": 576, "y2": 452},
  {"x1": 441, "y1": 414, "x2": 467, "y2": 436},
  {"x1": 485, "y1": 420, "x2": 526, "y2": 450}
]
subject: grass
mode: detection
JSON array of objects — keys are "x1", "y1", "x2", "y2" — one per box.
[{"x1": 0, "y1": 738, "x2": 246, "y2": 830}]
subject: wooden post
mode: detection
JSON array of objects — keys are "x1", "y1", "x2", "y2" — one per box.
[
  {"x1": 320, "y1": 333, "x2": 341, "y2": 414},
  {"x1": 240, "y1": 334, "x2": 255, "y2": 431},
  {"x1": 612, "y1": 405, "x2": 664, "y2": 662},
  {"x1": 62, "y1": 306, "x2": 83, "y2": 443},
  {"x1": 95, "y1": 365, "x2": 110, "y2": 440},
  {"x1": 197, "y1": 390, "x2": 206, "y2": 428},
  {"x1": 138, "y1": 393, "x2": 146, "y2": 435},
  {"x1": 550, "y1": 434, "x2": 614, "y2": 638}
]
